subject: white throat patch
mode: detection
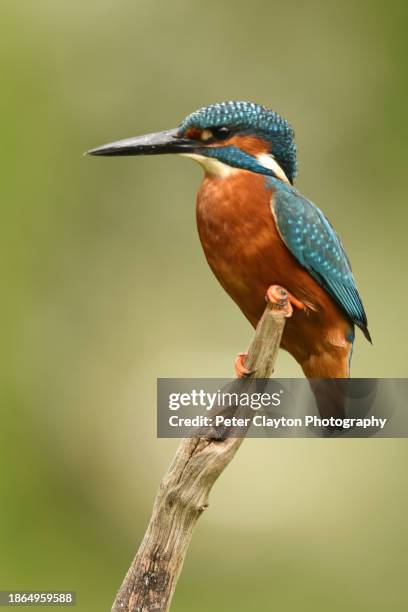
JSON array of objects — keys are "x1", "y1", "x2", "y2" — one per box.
[
  {"x1": 180, "y1": 151, "x2": 290, "y2": 183},
  {"x1": 180, "y1": 153, "x2": 238, "y2": 178}
]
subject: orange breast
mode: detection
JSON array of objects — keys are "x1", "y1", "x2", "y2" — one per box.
[{"x1": 196, "y1": 171, "x2": 352, "y2": 364}]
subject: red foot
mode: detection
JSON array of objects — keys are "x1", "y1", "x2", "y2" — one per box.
[
  {"x1": 234, "y1": 352, "x2": 254, "y2": 378},
  {"x1": 265, "y1": 285, "x2": 305, "y2": 317}
]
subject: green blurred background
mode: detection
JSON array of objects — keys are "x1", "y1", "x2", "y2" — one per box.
[{"x1": 2, "y1": 1, "x2": 408, "y2": 610}]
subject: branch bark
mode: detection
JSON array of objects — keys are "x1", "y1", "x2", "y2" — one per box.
[{"x1": 112, "y1": 294, "x2": 290, "y2": 612}]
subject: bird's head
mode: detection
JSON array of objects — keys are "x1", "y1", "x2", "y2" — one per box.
[{"x1": 87, "y1": 101, "x2": 297, "y2": 184}]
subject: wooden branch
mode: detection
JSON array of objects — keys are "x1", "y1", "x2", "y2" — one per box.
[{"x1": 111, "y1": 294, "x2": 290, "y2": 612}]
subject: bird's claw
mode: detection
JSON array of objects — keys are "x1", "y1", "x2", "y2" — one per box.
[
  {"x1": 265, "y1": 284, "x2": 305, "y2": 317},
  {"x1": 234, "y1": 352, "x2": 255, "y2": 378}
]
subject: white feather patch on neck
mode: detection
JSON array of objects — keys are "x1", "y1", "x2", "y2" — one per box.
[
  {"x1": 180, "y1": 153, "x2": 239, "y2": 178},
  {"x1": 180, "y1": 151, "x2": 290, "y2": 182},
  {"x1": 256, "y1": 153, "x2": 290, "y2": 184}
]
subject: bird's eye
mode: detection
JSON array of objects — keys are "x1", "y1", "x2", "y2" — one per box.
[{"x1": 211, "y1": 126, "x2": 231, "y2": 140}]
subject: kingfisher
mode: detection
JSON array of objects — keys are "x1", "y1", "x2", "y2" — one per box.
[{"x1": 87, "y1": 101, "x2": 371, "y2": 411}]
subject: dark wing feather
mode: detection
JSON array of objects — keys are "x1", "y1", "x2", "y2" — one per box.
[{"x1": 269, "y1": 180, "x2": 371, "y2": 341}]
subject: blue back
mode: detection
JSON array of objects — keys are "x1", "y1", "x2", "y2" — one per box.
[{"x1": 268, "y1": 178, "x2": 370, "y2": 341}]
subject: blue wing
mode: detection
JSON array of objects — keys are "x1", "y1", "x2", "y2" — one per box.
[{"x1": 269, "y1": 179, "x2": 371, "y2": 341}]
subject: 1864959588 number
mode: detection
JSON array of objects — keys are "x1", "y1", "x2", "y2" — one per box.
[{"x1": 0, "y1": 592, "x2": 75, "y2": 606}]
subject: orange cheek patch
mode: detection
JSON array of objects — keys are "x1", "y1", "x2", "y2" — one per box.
[
  {"x1": 184, "y1": 127, "x2": 202, "y2": 140},
  {"x1": 215, "y1": 135, "x2": 270, "y2": 155}
]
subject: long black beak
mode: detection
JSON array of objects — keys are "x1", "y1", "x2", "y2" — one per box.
[{"x1": 86, "y1": 128, "x2": 198, "y2": 157}]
